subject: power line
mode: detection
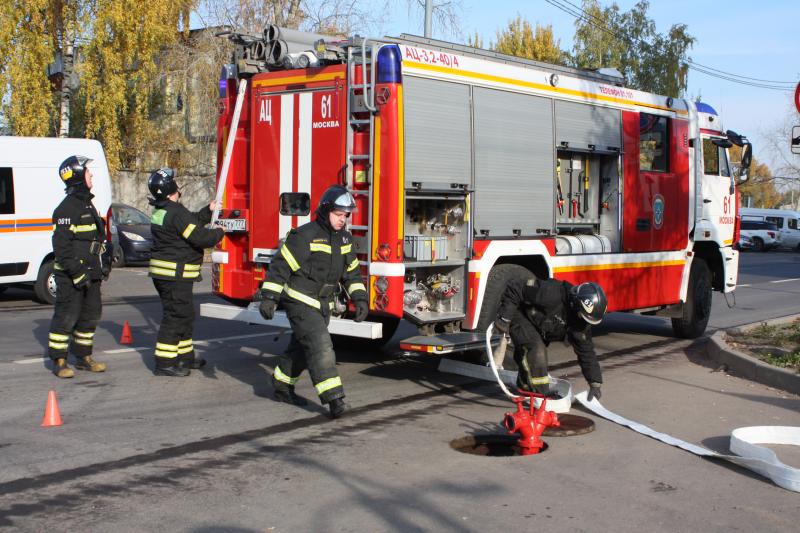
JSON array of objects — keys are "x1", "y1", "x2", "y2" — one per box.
[
  {"x1": 686, "y1": 60, "x2": 795, "y2": 86},
  {"x1": 564, "y1": 0, "x2": 794, "y2": 85},
  {"x1": 545, "y1": 0, "x2": 796, "y2": 91},
  {"x1": 556, "y1": 0, "x2": 795, "y2": 85}
]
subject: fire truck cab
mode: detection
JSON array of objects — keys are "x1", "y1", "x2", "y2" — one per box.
[{"x1": 203, "y1": 27, "x2": 752, "y2": 350}]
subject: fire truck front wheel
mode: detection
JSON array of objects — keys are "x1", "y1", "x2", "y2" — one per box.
[{"x1": 671, "y1": 259, "x2": 712, "y2": 339}]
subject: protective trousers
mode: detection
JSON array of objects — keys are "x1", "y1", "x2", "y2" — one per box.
[
  {"x1": 273, "y1": 300, "x2": 343, "y2": 404},
  {"x1": 48, "y1": 274, "x2": 102, "y2": 360},
  {"x1": 509, "y1": 310, "x2": 550, "y2": 395},
  {"x1": 153, "y1": 279, "x2": 196, "y2": 368}
]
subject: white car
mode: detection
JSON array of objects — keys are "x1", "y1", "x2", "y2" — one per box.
[
  {"x1": 739, "y1": 220, "x2": 782, "y2": 252},
  {"x1": 737, "y1": 234, "x2": 754, "y2": 251},
  {"x1": 740, "y1": 208, "x2": 800, "y2": 251}
]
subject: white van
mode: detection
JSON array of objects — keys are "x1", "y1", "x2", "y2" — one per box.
[
  {"x1": 740, "y1": 207, "x2": 800, "y2": 250},
  {"x1": 0, "y1": 137, "x2": 113, "y2": 303}
]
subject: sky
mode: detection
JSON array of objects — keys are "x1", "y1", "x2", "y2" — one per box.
[{"x1": 379, "y1": 0, "x2": 800, "y2": 171}]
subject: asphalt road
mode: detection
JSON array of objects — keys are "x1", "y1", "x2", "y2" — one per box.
[{"x1": 0, "y1": 251, "x2": 799, "y2": 531}]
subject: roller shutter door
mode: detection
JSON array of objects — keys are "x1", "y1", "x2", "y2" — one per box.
[
  {"x1": 473, "y1": 87, "x2": 554, "y2": 236},
  {"x1": 555, "y1": 100, "x2": 621, "y2": 152},
  {"x1": 403, "y1": 76, "x2": 471, "y2": 189}
]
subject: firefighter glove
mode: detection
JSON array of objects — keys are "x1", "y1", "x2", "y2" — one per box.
[
  {"x1": 354, "y1": 300, "x2": 368, "y2": 322},
  {"x1": 74, "y1": 276, "x2": 91, "y2": 290},
  {"x1": 259, "y1": 299, "x2": 277, "y2": 320},
  {"x1": 101, "y1": 247, "x2": 113, "y2": 280},
  {"x1": 587, "y1": 382, "x2": 602, "y2": 402},
  {"x1": 494, "y1": 316, "x2": 511, "y2": 334}
]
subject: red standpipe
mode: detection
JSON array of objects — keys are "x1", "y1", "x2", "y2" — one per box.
[{"x1": 503, "y1": 390, "x2": 560, "y2": 455}]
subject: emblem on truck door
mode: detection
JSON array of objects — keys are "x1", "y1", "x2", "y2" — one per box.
[{"x1": 653, "y1": 195, "x2": 665, "y2": 229}]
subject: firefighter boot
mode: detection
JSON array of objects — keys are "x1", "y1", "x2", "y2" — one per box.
[
  {"x1": 271, "y1": 375, "x2": 308, "y2": 406},
  {"x1": 153, "y1": 358, "x2": 190, "y2": 377},
  {"x1": 75, "y1": 356, "x2": 106, "y2": 372},
  {"x1": 327, "y1": 397, "x2": 349, "y2": 419},
  {"x1": 53, "y1": 358, "x2": 74, "y2": 379},
  {"x1": 179, "y1": 354, "x2": 206, "y2": 370}
]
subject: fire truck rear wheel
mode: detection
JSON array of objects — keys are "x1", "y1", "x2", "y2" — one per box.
[{"x1": 671, "y1": 259, "x2": 712, "y2": 339}]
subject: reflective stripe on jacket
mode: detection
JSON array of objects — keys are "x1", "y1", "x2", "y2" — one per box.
[
  {"x1": 52, "y1": 189, "x2": 107, "y2": 281},
  {"x1": 148, "y1": 200, "x2": 223, "y2": 282},
  {"x1": 260, "y1": 218, "x2": 367, "y2": 310}
]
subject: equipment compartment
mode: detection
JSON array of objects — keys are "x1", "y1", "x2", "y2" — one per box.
[
  {"x1": 403, "y1": 194, "x2": 468, "y2": 263},
  {"x1": 402, "y1": 264, "x2": 466, "y2": 324},
  {"x1": 404, "y1": 235, "x2": 448, "y2": 262}
]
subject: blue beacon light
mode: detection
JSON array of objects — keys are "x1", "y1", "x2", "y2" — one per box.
[{"x1": 376, "y1": 45, "x2": 402, "y2": 84}]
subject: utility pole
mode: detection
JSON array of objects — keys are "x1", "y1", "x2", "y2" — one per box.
[
  {"x1": 58, "y1": 34, "x2": 74, "y2": 137},
  {"x1": 47, "y1": 29, "x2": 76, "y2": 137},
  {"x1": 424, "y1": 0, "x2": 433, "y2": 38}
]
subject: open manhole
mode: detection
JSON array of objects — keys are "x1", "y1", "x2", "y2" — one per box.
[
  {"x1": 542, "y1": 414, "x2": 595, "y2": 437},
  {"x1": 450, "y1": 415, "x2": 595, "y2": 457},
  {"x1": 450, "y1": 434, "x2": 549, "y2": 457}
]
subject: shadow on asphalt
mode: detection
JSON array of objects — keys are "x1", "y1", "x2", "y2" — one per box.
[{"x1": 0, "y1": 380, "x2": 494, "y2": 530}]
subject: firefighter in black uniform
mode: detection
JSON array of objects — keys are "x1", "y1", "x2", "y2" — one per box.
[
  {"x1": 257, "y1": 185, "x2": 368, "y2": 419},
  {"x1": 147, "y1": 168, "x2": 224, "y2": 376},
  {"x1": 48, "y1": 155, "x2": 112, "y2": 378},
  {"x1": 495, "y1": 277, "x2": 608, "y2": 401}
]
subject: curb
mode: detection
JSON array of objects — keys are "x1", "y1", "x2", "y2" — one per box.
[{"x1": 707, "y1": 316, "x2": 800, "y2": 395}]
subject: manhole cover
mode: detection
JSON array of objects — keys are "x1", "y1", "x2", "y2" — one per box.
[
  {"x1": 542, "y1": 414, "x2": 595, "y2": 437},
  {"x1": 450, "y1": 435, "x2": 548, "y2": 457}
]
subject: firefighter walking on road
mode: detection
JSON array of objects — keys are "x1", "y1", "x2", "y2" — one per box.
[
  {"x1": 148, "y1": 168, "x2": 224, "y2": 377},
  {"x1": 495, "y1": 277, "x2": 608, "y2": 401},
  {"x1": 257, "y1": 185, "x2": 368, "y2": 419},
  {"x1": 48, "y1": 156, "x2": 112, "y2": 378}
]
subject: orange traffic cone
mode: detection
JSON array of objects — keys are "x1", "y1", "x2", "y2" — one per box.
[
  {"x1": 41, "y1": 390, "x2": 63, "y2": 427},
  {"x1": 119, "y1": 320, "x2": 133, "y2": 345}
]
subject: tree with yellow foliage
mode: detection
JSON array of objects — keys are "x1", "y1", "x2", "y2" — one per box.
[
  {"x1": 492, "y1": 16, "x2": 564, "y2": 65},
  {"x1": 0, "y1": 1, "x2": 193, "y2": 171},
  {"x1": 0, "y1": 0, "x2": 60, "y2": 137},
  {"x1": 731, "y1": 145, "x2": 782, "y2": 209}
]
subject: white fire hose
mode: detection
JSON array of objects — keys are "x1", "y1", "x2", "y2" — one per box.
[
  {"x1": 484, "y1": 324, "x2": 572, "y2": 413},
  {"x1": 484, "y1": 324, "x2": 800, "y2": 492}
]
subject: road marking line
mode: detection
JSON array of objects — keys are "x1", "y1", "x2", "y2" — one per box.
[
  {"x1": 10, "y1": 331, "x2": 282, "y2": 365},
  {"x1": 770, "y1": 278, "x2": 800, "y2": 284},
  {"x1": 104, "y1": 347, "x2": 151, "y2": 354},
  {"x1": 738, "y1": 284, "x2": 751, "y2": 287}
]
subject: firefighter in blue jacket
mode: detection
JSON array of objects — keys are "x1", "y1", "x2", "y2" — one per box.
[
  {"x1": 147, "y1": 168, "x2": 224, "y2": 376},
  {"x1": 257, "y1": 185, "x2": 368, "y2": 418},
  {"x1": 48, "y1": 155, "x2": 112, "y2": 378}
]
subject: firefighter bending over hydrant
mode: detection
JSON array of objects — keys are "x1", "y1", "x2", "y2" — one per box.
[
  {"x1": 257, "y1": 185, "x2": 368, "y2": 419},
  {"x1": 147, "y1": 169, "x2": 224, "y2": 377},
  {"x1": 494, "y1": 277, "x2": 608, "y2": 401},
  {"x1": 48, "y1": 155, "x2": 112, "y2": 378}
]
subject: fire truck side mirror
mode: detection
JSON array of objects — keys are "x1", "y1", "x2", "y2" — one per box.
[
  {"x1": 738, "y1": 143, "x2": 752, "y2": 182},
  {"x1": 791, "y1": 126, "x2": 800, "y2": 155},
  {"x1": 725, "y1": 129, "x2": 752, "y2": 184},
  {"x1": 280, "y1": 192, "x2": 311, "y2": 216},
  {"x1": 712, "y1": 138, "x2": 733, "y2": 149}
]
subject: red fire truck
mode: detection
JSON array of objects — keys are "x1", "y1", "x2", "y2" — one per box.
[{"x1": 203, "y1": 27, "x2": 752, "y2": 352}]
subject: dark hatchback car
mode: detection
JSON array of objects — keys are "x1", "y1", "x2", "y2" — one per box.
[{"x1": 110, "y1": 203, "x2": 153, "y2": 266}]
